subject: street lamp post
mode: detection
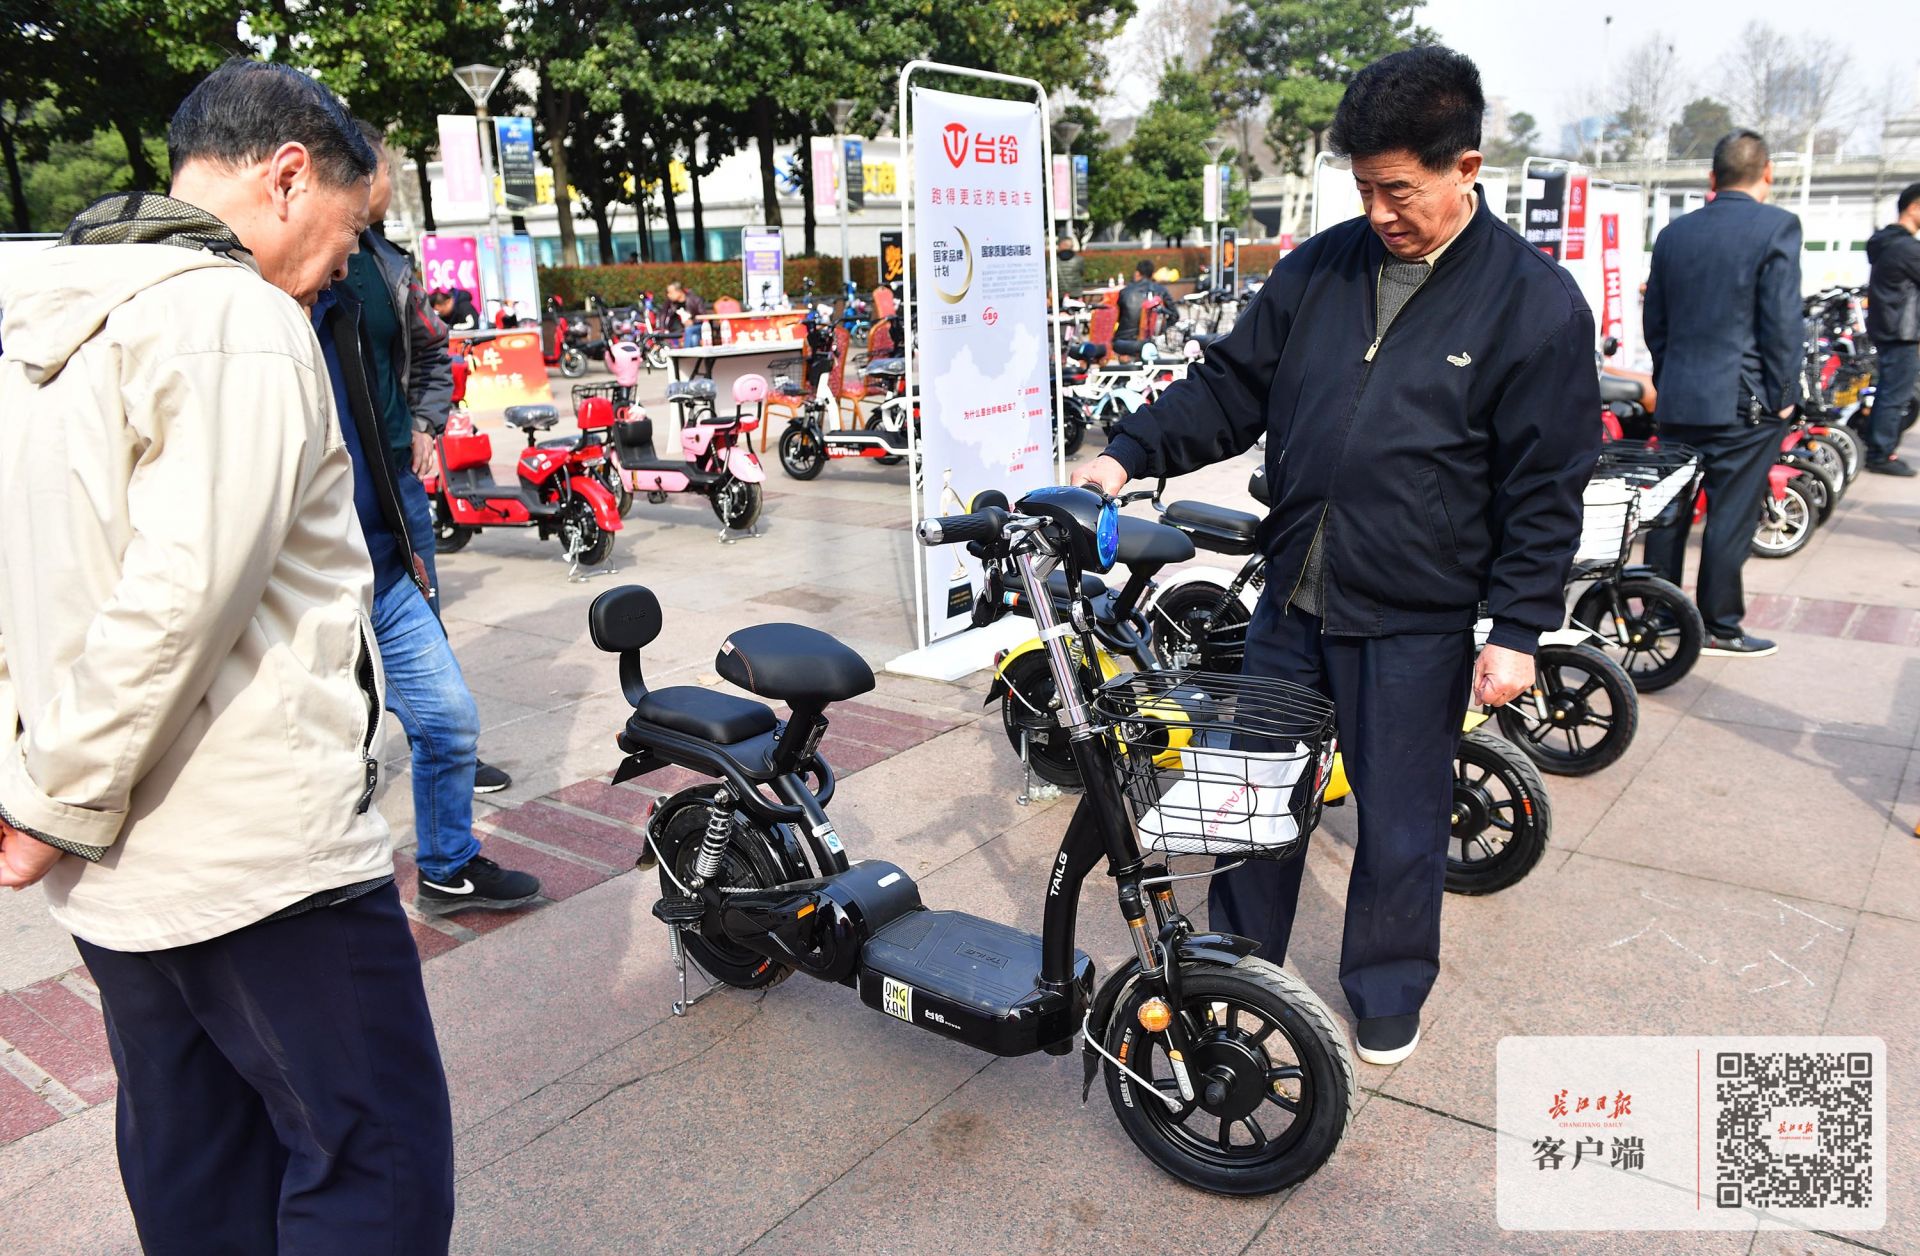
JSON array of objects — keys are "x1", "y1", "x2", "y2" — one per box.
[
  {"x1": 453, "y1": 63, "x2": 505, "y2": 312},
  {"x1": 1054, "y1": 119, "x2": 1083, "y2": 245},
  {"x1": 828, "y1": 98, "x2": 856, "y2": 296},
  {"x1": 1203, "y1": 136, "x2": 1228, "y2": 293}
]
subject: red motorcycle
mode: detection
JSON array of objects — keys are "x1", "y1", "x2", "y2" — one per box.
[
  {"x1": 424, "y1": 403, "x2": 624, "y2": 572},
  {"x1": 539, "y1": 295, "x2": 594, "y2": 379}
]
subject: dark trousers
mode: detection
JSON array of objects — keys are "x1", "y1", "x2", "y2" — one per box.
[
  {"x1": 1643, "y1": 418, "x2": 1784, "y2": 639},
  {"x1": 1866, "y1": 340, "x2": 1919, "y2": 462},
  {"x1": 1208, "y1": 594, "x2": 1474, "y2": 1021},
  {"x1": 76, "y1": 882, "x2": 455, "y2": 1255}
]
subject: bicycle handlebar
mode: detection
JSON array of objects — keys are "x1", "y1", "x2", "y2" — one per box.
[{"x1": 917, "y1": 507, "x2": 1007, "y2": 546}]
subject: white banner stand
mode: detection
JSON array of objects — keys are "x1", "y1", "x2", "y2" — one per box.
[{"x1": 886, "y1": 60, "x2": 1066, "y2": 683}]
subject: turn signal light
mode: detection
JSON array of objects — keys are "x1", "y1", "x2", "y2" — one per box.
[{"x1": 1137, "y1": 997, "x2": 1173, "y2": 1033}]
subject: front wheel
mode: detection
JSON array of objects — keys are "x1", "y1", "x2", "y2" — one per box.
[
  {"x1": 559, "y1": 346, "x2": 589, "y2": 378},
  {"x1": 1751, "y1": 479, "x2": 1816, "y2": 558},
  {"x1": 1571, "y1": 574, "x2": 1705, "y2": 693},
  {"x1": 997, "y1": 652, "x2": 1086, "y2": 788},
  {"x1": 711, "y1": 477, "x2": 763, "y2": 530},
  {"x1": 1819, "y1": 425, "x2": 1863, "y2": 482},
  {"x1": 1494, "y1": 643, "x2": 1638, "y2": 776},
  {"x1": 558, "y1": 500, "x2": 615, "y2": 566},
  {"x1": 645, "y1": 343, "x2": 670, "y2": 372},
  {"x1": 1785, "y1": 456, "x2": 1838, "y2": 524},
  {"x1": 432, "y1": 493, "x2": 475, "y2": 554},
  {"x1": 1062, "y1": 399, "x2": 1088, "y2": 457},
  {"x1": 779, "y1": 424, "x2": 827, "y2": 480},
  {"x1": 1446, "y1": 731, "x2": 1552, "y2": 895},
  {"x1": 1105, "y1": 958, "x2": 1353, "y2": 1195},
  {"x1": 598, "y1": 463, "x2": 635, "y2": 518}
]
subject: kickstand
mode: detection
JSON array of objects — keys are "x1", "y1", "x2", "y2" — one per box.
[
  {"x1": 1016, "y1": 730, "x2": 1061, "y2": 807},
  {"x1": 716, "y1": 524, "x2": 761, "y2": 545},
  {"x1": 666, "y1": 923, "x2": 724, "y2": 1017}
]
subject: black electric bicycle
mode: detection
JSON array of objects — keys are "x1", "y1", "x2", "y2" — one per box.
[{"x1": 590, "y1": 486, "x2": 1353, "y2": 1195}]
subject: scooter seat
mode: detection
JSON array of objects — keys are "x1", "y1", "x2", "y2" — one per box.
[
  {"x1": 773, "y1": 380, "x2": 807, "y2": 397},
  {"x1": 666, "y1": 379, "x2": 717, "y2": 402},
  {"x1": 715, "y1": 623, "x2": 876, "y2": 707},
  {"x1": 865, "y1": 357, "x2": 906, "y2": 377},
  {"x1": 629, "y1": 686, "x2": 778, "y2": 746},
  {"x1": 1046, "y1": 570, "x2": 1110, "y2": 601},
  {"x1": 1066, "y1": 340, "x2": 1106, "y2": 363},
  {"x1": 504, "y1": 405, "x2": 558, "y2": 430},
  {"x1": 1163, "y1": 499, "x2": 1259, "y2": 542},
  {"x1": 1598, "y1": 373, "x2": 1645, "y2": 405},
  {"x1": 1110, "y1": 338, "x2": 1146, "y2": 358},
  {"x1": 1114, "y1": 516, "x2": 1195, "y2": 567}
]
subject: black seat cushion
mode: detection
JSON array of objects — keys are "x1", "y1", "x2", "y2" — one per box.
[
  {"x1": 1046, "y1": 570, "x2": 1110, "y2": 602},
  {"x1": 1114, "y1": 516, "x2": 1194, "y2": 567},
  {"x1": 715, "y1": 623, "x2": 875, "y2": 707},
  {"x1": 666, "y1": 379, "x2": 717, "y2": 401},
  {"x1": 865, "y1": 357, "x2": 905, "y2": 377},
  {"x1": 504, "y1": 405, "x2": 558, "y2": 430},
  {"x1": 1598, "y1": 373, "x2": 1645, "y2": 404},
  {"x1": 1066, "y1": 340, "x2": 1105, "y2": 362},
  {"x1": 1110, "y1": 338, "x2": 1145, "y2": 357},
  {"x1": 773, "y1": 380, "x2": 807, "y2": 397},
  {"x1": 630, "y1": 686, "x2": 777, "y2": 745},
  {"x1": 1163, "y1": 499, "x2": 1259, "y2": 542}
]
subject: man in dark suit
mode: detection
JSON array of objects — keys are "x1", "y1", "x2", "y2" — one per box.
[{"x1": 1643, "y1": 129, "x2": 1803, "y2": 658}]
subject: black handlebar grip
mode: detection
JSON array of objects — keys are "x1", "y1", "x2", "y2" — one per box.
[{"x1": 917, "y1": 508, "x2": 1004, "y2": 546}]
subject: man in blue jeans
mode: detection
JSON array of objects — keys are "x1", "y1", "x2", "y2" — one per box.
[{"x1": 313, "y1": 280, "x2": 540, "y2": 915}]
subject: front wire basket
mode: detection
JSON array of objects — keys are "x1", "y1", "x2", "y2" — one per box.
[
  {"x1": 1596, "y1": 439, "x2": 1702, "y2": 532},
  {"x1": 1090, "y1": 670, "x2": 1337, "y2": 860},
  {"x1": 570, "y1": 381, "x2": 635, "y2": 422},
  {"x1": 1575, "y1": 474, "x2": 1641, "y2": 574}
]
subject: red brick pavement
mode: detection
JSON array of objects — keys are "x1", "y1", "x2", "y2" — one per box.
[{"x1": 0, "y1": 691, "x2": 971, "y2": 1148}]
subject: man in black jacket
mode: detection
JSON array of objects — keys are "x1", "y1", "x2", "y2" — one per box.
[
  {"x1": 1643, "y1": 130, "x2": 1803, "y2": 656},
  {"x1": 1864, "y1": 183, "x2": 1920, "y2": 472},
  {"x1": 1075, "y1": 46, "x2": 1598, "y2": 1065}
]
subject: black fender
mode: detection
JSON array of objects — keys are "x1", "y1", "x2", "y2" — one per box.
[
  {"x1": 1079, "y1": 931, "x2": 1259, "y2": 1100},
  {"x1": 646, "y1": 783, "x2": 812, "y2": 884}
]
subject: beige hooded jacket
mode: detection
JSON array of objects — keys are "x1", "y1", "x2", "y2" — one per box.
[{"x1": 0, "y1": 202, "x2": 393, "y2": 951}]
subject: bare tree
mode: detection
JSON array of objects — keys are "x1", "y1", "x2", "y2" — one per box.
[
  {"x1": 1118, "y1": 0, "x2": 1228, "y2": 85},
  {"x1": 1610, "y1": 33, "x2": 1685, "y2": 160},
  {"x1": 1715, "y1": 20, "x2": 1856, "y2": 150}
]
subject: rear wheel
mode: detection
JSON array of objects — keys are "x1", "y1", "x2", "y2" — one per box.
[
  {"x1": 712, "y1": 478, "x2": 763, "y2": 530},
  {"x1": 1751, "y1": 479, "x2": 1816, "y2": 558},
  {"x1": 432, "y1": 493, "x2": 475, "y2": 553},
  {"x1": 1153, "y1": 581, "x2": 1252, "y2": 672},
  {"x1": 652, "y1": 797, "x2": 793, "y2": 990},
  {"x1": 1105, "y1": 959, "x2": 1352, "y2": 1195},
  {"x1": 867, "y1": 411, "x2": 906, "y2": 465},
  {"x1": 1571, "y1": 575, "x2": 1705, "y2": 693},
  {"x1": 779, "y1": 424, "x2": 826, "y2": 480},
  {"x1": 1062, "y1": 399, "x2": 1088, "y2": 457},
  {"x1": 1445, "y1": 731, "x2": 1552, "y2": 895},
  {"x1": 1494, "y1": 643, "x2": 1638, "y2": 776}
]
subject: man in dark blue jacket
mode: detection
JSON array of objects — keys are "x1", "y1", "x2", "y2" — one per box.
[
  {"x1": 1863, "y1": 183, "x2": 1920, "y2": 472},
  {"x1": 1075, "y1": 46, "x2": 1598, "y2": 1065},
  {"x1": 1643, "y1": 130, "x2": 1803, "y2": 657}
]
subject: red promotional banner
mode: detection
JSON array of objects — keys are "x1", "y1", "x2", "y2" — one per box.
[
  {"x1": 1599, "y1": 213, "x2": 1623, "y2": 345},
  {"x1": 451, "y1": 330, "x2": 554, "y2": 411},
  {"x1": 1564, "y1": 175, "x2": 1589, "y2": 260}
]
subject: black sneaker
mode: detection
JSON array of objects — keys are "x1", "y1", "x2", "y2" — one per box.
[
  {"x1": 473, "y1": 760, "x2": 512, "y2": 794},
  {"x1": 1355, "y1": 1013, "x2": 1420, "y2": 1066},
  {"x1": 1866, "y1": 456, "x2": 1918, "y2": 477},
  {"x1": 415, "y1": 855, "x2": 540, "y2": 915},
  {"x1": 1701, "y1": 634, "x2": 1778, "y2": 658}
]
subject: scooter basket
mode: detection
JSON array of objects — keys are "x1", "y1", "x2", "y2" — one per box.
[
  {"x1": 1091, "y1": 670, "x2": 1337, "y2": 860},
  {"x1": 571, "y1": 382, "x2": 631, "y2": 422},
  {"x1": 1596, "y1": 439, "x2": 1702, "y2": 532},
  {"x1": 1574, "y1": 476, "x2": 1640, "y2": 571}
]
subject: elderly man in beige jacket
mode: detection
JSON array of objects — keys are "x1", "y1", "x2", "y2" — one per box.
[{"x1": 0, "y1": 61, "x2": 454, "y2": 1250}]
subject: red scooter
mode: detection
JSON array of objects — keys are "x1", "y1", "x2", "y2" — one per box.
[
  {"x1": 539, "y1": 295, "x2": 594, "y2": 379},
  {"x1": 424, "y1": 403, "x2": 625, "y2": 574}
]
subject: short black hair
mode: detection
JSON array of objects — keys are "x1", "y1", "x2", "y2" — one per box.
[
  {"x1": 1134, "y1": 259, "x2": 1154, "y2": 277},
  {"x1": 353, "y1": 117, "x2": 391, "y2": 167},
  {"x1": 1328, "y1": 45, "x2": 1484, "y2": 173},
  {"x1": 1712, "y1": 129, "x2": 1769, "y2": 188},
  {"x1": 168, "y1": 58, "x2": 375, "y2": 187},
  {"x1": 1898, "y1": 182, "x2": 1920, "y2": 216}
]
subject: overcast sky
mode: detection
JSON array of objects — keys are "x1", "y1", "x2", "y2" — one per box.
[{"x1": 1106, "y1": 0, "x2": 1920, "y2": 154}]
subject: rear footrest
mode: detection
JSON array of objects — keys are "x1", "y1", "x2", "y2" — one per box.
[{"x1": 857, "y1": 910, "x2": 1092, "y2": 1056}]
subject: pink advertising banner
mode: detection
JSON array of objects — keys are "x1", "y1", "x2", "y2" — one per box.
[
  {"x1": 436, "y1": 114, "x2": 487, "y2": 212},
  {"x1": 420, "y1": 234, "x2": 483, "y2": 304}
]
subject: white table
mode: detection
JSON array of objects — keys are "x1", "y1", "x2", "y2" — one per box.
[{"x1": 665, "y1": 339, "x2": 806, "y2": 447}]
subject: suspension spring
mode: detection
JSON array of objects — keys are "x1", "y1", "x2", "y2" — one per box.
[{"x1": 692, "y1": 791, "x2": 734, "y2": 882}]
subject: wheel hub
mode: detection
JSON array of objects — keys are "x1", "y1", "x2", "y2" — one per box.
[
  {"x1": 1545, "y1": 691, "x2": 1589, "y2": 725},
  {"x1": 1451, "y1": 780, "x2": 1495, "y2": 836},
  {"x1": 1190, "y1": 1033, "x2": 1269, "y2": 1121}
]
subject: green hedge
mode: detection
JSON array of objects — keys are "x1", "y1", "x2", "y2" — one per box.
[
  {"x1": 1079, "y1": 244, "x2": 1286, "y2": 286},
  {"x1": 540, "y1": 255, "x2": 886, "y2": 307}
]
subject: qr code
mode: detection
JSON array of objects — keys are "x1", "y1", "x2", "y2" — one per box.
[{"x1": 1714, "y1": 1051, "x2": 1875, "y2": 1211}]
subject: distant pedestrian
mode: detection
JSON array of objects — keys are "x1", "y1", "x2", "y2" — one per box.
[
  {"x1": 1863, "y1": 182, "x2": 1920, "y2": 474},
  {"x1": 0, "y1": 58, "x2": 454, "y2": 1252},
  {"x1": 1643, "y1": 128, "x2": 1803, "y2": 659},
  {"x1": 1055, "y1": 234, "x2": 1085, "y2": 302},
  {"x1": 665, "y1": 279, "x2": 707, "y2": 346}
]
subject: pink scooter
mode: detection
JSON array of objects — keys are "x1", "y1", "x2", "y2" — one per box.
[{"x1": 582, "y1": 341, "x2": 766, "y2": 537}]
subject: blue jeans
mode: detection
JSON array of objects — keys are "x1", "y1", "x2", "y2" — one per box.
[
  {"x1": 371, "y1": 577, "x2": 481, "y2": 880},
  {"x1": 395, "y1": 460, "x2": 440, "y2": 615}
]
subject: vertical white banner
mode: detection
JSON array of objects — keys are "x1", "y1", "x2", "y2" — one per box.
[
  {"x1": 436, "y1": 115, "x2": 488, "y2": 219},
  {"x1": 912, "y1": 87, "x2": 1053, "y2": 643},
  {"x1": 1203, "y1": 163, "x2": 1220, "y2": 222}
]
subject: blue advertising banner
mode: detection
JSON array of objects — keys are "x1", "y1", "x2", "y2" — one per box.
[{"x1": 493, "y1": 116, "x2": 538, "y2": 210}]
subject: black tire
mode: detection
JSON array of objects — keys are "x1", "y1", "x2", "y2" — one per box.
[
  {"x1": 1751, "y1": 478, "x2": 1816, "y2": 558},
  {"x1": 779, "y1": 424, "x2": 827, "y2": 480},
  {"x1": 1784, "y1": 456, "x2": 1838, "y2": 524},
  {"x1": 711, "y1": 478, "x2": 763, "y2": 530},
  {"x1": 651, "y1": 797, "x2": 793, "y2": 990},
  {"x1": 1446, "y1": 731, "x2": 1552, "y2": 895},
  {"x1": 1153, "y1": 581, "x2": 1252, "y2": 673},
  {"x1": 1571, "y1": 575, "x2": 1705, "y2": 693},
  {"x1": 1062, "y1": 399, "x2": 1088, "y2": 457},
  {"x1": 560, "y1": 346, "x2": 589, "y2": 378},
  {"x1": 559, "y1": 500, "x2": 615, "y2": 566},
  {"x1": 1105, "y1": 958, "x2": 1353, "y2": 1195},
  {"x1": 598, "y1": 463, "x2": 635, "y2": 518},
  {"x1": 997, "y1": 651, "x2": 1087, "y2": 788},
  {"x1": 1821, "y1": 424, "x2": 1863, "y2": 482},
  {"x1": 432, "y1": 493, "x2": 475, "y2": 554},
  {"x1": 1799, "y1": 434, "x2": 1849, "y2": 492},
  {"x1": 867, "y1": 413, "x2": 906, "y2": 465},
  {"x1": 645, "y1": 344, "x2": 669, "y2": 372},
  {"x1": 1494, "y1": 643, "x2": 1638, "y2": 777}
]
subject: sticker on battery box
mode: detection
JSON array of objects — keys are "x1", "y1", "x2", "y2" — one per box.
[{"x1": 881, "y1": 976, "x2": 913, "y2": 1024}]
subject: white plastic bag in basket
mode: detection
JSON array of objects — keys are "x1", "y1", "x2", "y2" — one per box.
[{"x1": 1136, "y1": 746, "x2": 1309, "y2": 856}]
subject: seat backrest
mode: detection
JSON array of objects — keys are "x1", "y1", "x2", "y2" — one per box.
[
  {"x1": 441, "y1": 429, "x2": 493, "y2": 473},
  {"x1": 589, "y1": 585, "x2": 663, "y2": 652},
  {"x1": 714, "y1": 296, "x2": 743, "y2": 315},
  {"x1": 1087, "y1": 305, "x2": 1117, "y2": 348},
  {"x1": 872, "y1": 286, "x2": 897, "y2": 319},
  {"x1": 732, "y1": 373, "x2": 769, "y2": 405},
  {"x1": 868, "y1": 319, "x2": 895, "y2": 358},
  {"x1": 829, "y1": 324, "x2": 851, "y2": 396}
]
